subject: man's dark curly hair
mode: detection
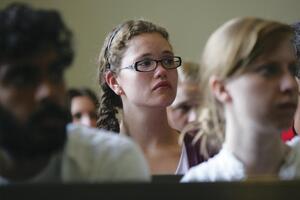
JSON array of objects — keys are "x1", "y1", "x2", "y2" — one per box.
[{"x1": 0, "y1": 3, "x2": 74, "y2": 66}]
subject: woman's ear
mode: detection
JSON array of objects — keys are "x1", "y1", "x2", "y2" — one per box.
[
  {"x1": 209, "y1": 75, "x2": 231, "y2": 103},
  {"x1": 105, "y1": 71, "x2": 124, "y2": 96}
]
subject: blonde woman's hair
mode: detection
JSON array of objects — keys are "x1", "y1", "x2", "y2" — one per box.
[{"x1": 187, "y1": 17, "x2": 294, "y2": 158}]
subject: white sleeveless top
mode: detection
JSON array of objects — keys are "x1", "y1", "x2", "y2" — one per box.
[{"x1": 175, "y1": 144, "x2": 189, "y2": 175}]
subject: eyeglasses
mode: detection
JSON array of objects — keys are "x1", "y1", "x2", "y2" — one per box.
[{"x1": 120, "y1": 56, "x2": 182, "y2": 72}]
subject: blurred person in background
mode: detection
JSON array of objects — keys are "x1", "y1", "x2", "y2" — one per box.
[
  {"x1": 67, "y1": 87, "x2": 98, "y2": 128},
  {"x1": 0, "y1": 3, "x2": 150, "y2": 184},
  {"x1": 167, "y1": 61, "x2": 202, "y2": 132},
  {"x1": 182, "y1": 17, "x2": 300, "y2": 182}
]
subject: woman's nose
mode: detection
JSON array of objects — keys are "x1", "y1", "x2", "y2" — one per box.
[{"x1": 154, "y1": 62, "x2": 168, "y2": 79}]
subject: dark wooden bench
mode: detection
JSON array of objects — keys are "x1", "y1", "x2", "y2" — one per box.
[{"x1": 2, "y1": 179, "x2": 300, "y2": 200}]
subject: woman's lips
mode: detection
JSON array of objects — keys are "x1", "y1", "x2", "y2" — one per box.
[{"x1": 152, "y1": 81, "x2": 172, "y2": 91}]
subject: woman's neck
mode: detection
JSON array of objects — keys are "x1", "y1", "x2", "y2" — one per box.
[
  {"x1": 120, "y1": 104, "x2": 181, "y2": 174},
  {"x1": 121, "y1": 105, "x2": 178, "y2": 148},
  {"x1": 224, "y1": 116, "x2": 289, "y2": 176}
]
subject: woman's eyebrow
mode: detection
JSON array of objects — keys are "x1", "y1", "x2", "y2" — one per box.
[
  {"x1": 134, "y1": 50, "x2": 174, "y2": 61},
  {"x1": 136, "y1": 53, "x2": 152, "y2": 59},
  {"x1": 161, "y1": 50, "x2": 174, "y2": 55}
]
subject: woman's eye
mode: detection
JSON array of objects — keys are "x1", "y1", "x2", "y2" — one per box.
[
  {"x1": 174, "y1": 104, "x2": 191, "y2": 114},
  {"x1": 256, "y1": 64, "x2": 280, "y2": 77},
  {"x1": 73, "y1": 113, "x2": 82, "y2": 119},
  {"x1": 163, "y1": 58, "x2": 174, "y2": 66},
  {"x1": 138, "y1": 59, "x2": 153, "y2": 67},
  {"x1": 289, "y1": 64, "x2": 299, "y2": 77}
]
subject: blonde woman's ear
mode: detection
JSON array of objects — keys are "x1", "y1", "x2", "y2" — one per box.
[
  {"x1": 209, "y1": 75, "x2": 231, "y2": 103},
  {"x1": 104, "y1": 71, "x2": 124, "y2": 95}
]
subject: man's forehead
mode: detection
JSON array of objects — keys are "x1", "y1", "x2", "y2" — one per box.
[
  {"x1": 30, "y1": 50, "x2": 60, "y2": 68},
  {"x1": 2, "y1": 50, "x2": 61, "y2": 71}
]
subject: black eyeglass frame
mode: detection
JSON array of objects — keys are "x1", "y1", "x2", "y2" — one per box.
[{"x1": 120, "y1": 56, "x2": 182, "y2": 72}]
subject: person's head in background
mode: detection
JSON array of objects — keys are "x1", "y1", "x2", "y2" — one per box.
[
  {"x1": 195, "y1": 17, "x2": 298, "y2": 158},
  {"x1": 67, "y1": 88, "x2": 98, "y2": 128},
  {"x1": 97, "y1": 19, "x2": 180, "y2": 133},
  {"x1": 0, "y1": 3, "x2": 73, "y2": 161},
  {"x1": 167, "y1": 61, "x2": 201, "y2": 131}
]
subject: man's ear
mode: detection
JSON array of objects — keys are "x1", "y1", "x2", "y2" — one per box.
[
  {"x1": 209, "y1": 75, "x2": 231, "y2": 103},
  {"x1": 105, "y1": 71, "x2": 124, "y2": 95}
]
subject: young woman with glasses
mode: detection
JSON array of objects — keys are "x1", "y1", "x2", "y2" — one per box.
[
  {"x1": 182, "y1": 17, "x2": 300, "y2": 182},
  {"x1": 97, "y1": 19, "x2": 205, "y2": 175}
]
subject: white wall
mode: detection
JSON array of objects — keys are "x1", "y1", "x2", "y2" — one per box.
[{"x1": 1, "y1": 0, "x2": 300, "y2": 92}]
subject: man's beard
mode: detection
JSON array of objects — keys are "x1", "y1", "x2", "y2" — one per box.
[{"x1": 0, "y1": 100, "x2": 71, "y2": 160}]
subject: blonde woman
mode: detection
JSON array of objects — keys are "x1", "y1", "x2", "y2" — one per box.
[{"x1": 182, "y1": 17, "x2": 300, "y2": 182}]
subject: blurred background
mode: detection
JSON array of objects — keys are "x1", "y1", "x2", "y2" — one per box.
[{"x1": 1, "y1": 0, "x2": 299, "y2": 93}]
